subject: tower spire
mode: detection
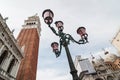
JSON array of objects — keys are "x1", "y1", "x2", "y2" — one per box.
[
  {"x1": 16, "y1": 15, "x2": 41, "y2": 80},
  {"x1": 90, "y1": 52, "x2": 95, "y2": 59},
  {"x1": 102, "y1": 48, "x2": 109, "y2": 55},
  {"x1": 34, "y1": 13, "x2": 38, "y2": 16}
]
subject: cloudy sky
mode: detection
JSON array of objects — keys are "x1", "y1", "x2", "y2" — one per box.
[{"x1": 0, "y1": 0, "x2": 120, "y2": 80}]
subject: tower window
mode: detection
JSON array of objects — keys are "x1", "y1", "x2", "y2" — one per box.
[
  {"x1": 5, "y1": 37, "x2": 7, "y2": 41},
  {"x1": 26, "y1": 22, "x2": 36, "y2": 25}
]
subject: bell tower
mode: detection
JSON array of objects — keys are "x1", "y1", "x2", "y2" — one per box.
[{"x1": 16, "y1": 15, "x2": 41, "y2": 80}]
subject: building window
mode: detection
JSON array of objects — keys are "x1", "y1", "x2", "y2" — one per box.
[
  {"x1": 0, "y1": 77, "x2": 5, "y2": 80},
  {"x1": 0, "y1": 50, "x2": 8, "y2": 65},
  {"x1": 118, "y1": 64, "x2": 120, "y2": 67},
  {"x1": 7, "y1": 59, "x2": 15, "y2": 73},
  {"x1": 95, "y1": 78, "x2": 103, "y2": 80},
  {"x1": 107, "y1": 76, "x2": 114, "y2": 80},
  {"x1": 2, "y1": 33, "x2": 4, "y2": 36},
  {"x1": 5, "y1": 37, "x2": 7, "y2": 41},
  {"x1": 10, "y1": 45, "x2": 12, "y2": 48}
]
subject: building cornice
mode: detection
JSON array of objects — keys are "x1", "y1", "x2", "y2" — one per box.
[{"x1": 0, "y1": 14, "x2": 23, "y2": 60}]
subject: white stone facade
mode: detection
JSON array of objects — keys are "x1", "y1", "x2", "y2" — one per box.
[
  {"x1": 112, "y1": 30, "x2": 120, "y2": 54},
  {"x1": 74, "y1": 56, "x2": 96, "y2": 77},
  {"x1": 74, "y1": 55, "x2": 120, "y2": 80},
  {"x1": 0, "y1": 14, "x2": 23, "y2": 80}
]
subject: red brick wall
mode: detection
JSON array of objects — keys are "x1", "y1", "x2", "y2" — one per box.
[{"x1": 16, "y1": 28, "x2": 39, "y2": 80}]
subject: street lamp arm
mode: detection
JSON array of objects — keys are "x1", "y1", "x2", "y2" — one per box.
[
  {"x1": 48, "y1": 25, "x2": 58, "y2": 36},
  {"x1": 59, "y1": 40, "x2": 62, "y2": 53},
  {"x1": 68, "y1": 34, "x2": 85, "y2": 44},
  {"x1": 42, "y1": 9, "x2": 88, "y2": 80}
]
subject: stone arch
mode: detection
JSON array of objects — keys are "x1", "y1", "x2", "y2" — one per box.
[
  {"x1": 107, "y1": 76, "x2": 114, "y2": 80},
  {"x1": 95, "y1": 78, "x2": 103, "y2": 80},
  {"x1": 0, "y1": 50, "x2": 8, "y2": 65},
  {"x1": 7, "y1": 58, "x2": 15, "y2": 73},
  {"x1": 118, "y1": 76, "x2": 120, "y2": 80}
]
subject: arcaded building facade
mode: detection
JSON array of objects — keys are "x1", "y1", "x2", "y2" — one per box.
[
  {"x1": 75, "y1": 53, "x2": 120, "y2": 80},
  {"x1": 0, "y1": 14, "x2": 23, "y2": 80}
]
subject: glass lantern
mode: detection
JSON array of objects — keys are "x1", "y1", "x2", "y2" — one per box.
[
  {"x1": 51, "y1": 42, "x2": 59, "y2": 52},
  {"x1": 77, "y1": 27, "x2": 88, "y2": 42},
  {"x1": 42, "y1": 9, "x2": 54, "y2": 25},
  {"x1": 55, "y1": 21, "x2": 64, "y2": 31}
]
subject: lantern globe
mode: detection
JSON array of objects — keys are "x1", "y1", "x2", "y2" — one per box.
[
  {"x1": 42, "y1": 9, "x2": 54, "y2": 25},
  {"x1": 77, "y1": 27, "x2": 86, "y2": 36},
  {"x1": 51, "y1": 42, "x2": 59, "y2": 51},
  {"x1": 55, "y1": 21, "x2": 64, "y2": 31}
]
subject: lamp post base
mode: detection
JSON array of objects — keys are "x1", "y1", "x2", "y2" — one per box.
[{"x1": 71, "y1": 70, "x2": 80, "y2": 80}]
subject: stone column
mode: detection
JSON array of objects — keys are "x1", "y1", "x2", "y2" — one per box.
[
  {"x1": 0, "y1": 45, "x2": 5, "y2": 56},
  {"x1": 0, "y1": 40, "x2": 3, "y2": 48}
]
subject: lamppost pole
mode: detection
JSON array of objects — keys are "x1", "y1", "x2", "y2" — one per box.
[
  {"x1": 42, "y1": 9, "x2": 88, "y2": 80},
  {"x1": 64, "y1": 44, "x2": 79, "y2": 80}
]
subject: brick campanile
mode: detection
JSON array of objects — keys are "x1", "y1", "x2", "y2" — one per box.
[{"x1": 16, "y1": 15, "x2": 41, "y2": 80}]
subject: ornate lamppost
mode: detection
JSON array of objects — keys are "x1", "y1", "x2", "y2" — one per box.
[{"x1": 42, "y1": 9, "x2": 88, "y2": 80}]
